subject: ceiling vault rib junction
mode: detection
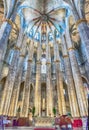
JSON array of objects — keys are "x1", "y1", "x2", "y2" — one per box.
[
  {"x1": 33, "y1": 20, "x2": 42, "y2": 38},
  {"x1": 16, "y1": 0, "x2": 72, "y2": 41}
]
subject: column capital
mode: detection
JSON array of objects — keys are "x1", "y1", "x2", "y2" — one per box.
[
  {"x1": 2, "y1": 18, "x2": 19, "y2": 32},
  {"x1": 46, "y1": 61, "x2": 51, "y2": 64},
  {"x1": 63, "y1": 55, "x2": 69, "y2": 58},
  {"x1": 14, "y1": 46, "x2": 20, "y2": 50},
  {"x1": 54, "y1": 60, "x2": 60, "y2": 63},
  {"x1": 37, "y1": 61, "x2": 41, "y2": 64},
  {"x1": 68, "y1": 47, "x2": 75, "y2": 51},
  {"x1": 20, "y1": 54, "x2": 25, "y2": 57},
  {"x1": 75, "y1": 19, "x2": 87, "y2": 27},
  {"x1": 28, "y1": 59, "x2": 32, "y2": 62},
  {"x1": 56, "y1": 59, "x2": 60, "y2": 62}
]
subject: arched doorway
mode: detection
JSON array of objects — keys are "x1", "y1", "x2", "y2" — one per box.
[
  {"x1": 0, "y1": 77, "x2": 6, "y2": 103},
  {"x1": 41, "y1": 83, "x2": 46, "y2": 117},
  {"x1": 82, "y1": 76, "x2": 89, "y2": 98},
  {"x1": 18, "y1": 82, "x2": 24, "y2": 101}
]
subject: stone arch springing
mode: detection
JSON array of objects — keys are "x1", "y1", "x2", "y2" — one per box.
[{"x1": 82, "y1": 75, "x2": 89, "y2": 85}]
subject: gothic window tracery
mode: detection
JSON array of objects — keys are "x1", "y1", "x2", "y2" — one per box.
[{"x1": 7, "y1": 50, "x2": 14, "y2": 65}]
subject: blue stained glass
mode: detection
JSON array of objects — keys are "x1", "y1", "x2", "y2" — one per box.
[{"x1": 49, "y1": 32, "x2": 53, "y2": 41}]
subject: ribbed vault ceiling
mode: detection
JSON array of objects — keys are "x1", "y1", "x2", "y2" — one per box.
[
  {"x1": 0, "y1": 0, "x2": 89, "y2": 43},
  {"x1": 18, "y1": 0, "x2": 70, "y2": 41}
]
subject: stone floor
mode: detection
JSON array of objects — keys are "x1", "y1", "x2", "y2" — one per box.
[
  {"x1": 3, "y1": 126, "x2": 57, "y2": 130},
  {"x1": 3, "y1": 126, "x2": 87, "y2": 130},
  {"x1": 5, "y1": 127, "x2": 34, "y2": 130},
  {"x1": 1, "y1": 126, "x2": 87, "y2": 130}
]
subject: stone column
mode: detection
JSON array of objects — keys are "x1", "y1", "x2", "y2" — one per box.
[
  {"x1": 0, "y1": 30, "x2": 24, "y2": 115},
  {"x1": 0, "y1": 0, "x2": 19, "y2": 63},
  {"x1": 71, "y1": 1, "x2": 89, "y2": 63},
  {"x1": 54, "y1": 40, "x2": 66, "y2": 115},
  {"x1": 54, "y1": 38, "x2": 61, "y2": 115},
  {"x1": 65, "y1": 20, "x2": 88, "y2": 116},
  {"x1": 46, "y1": 42, "x2": 53, "y2": 117},
  {"x1": 64, "y1": 1, "x2": 89, "y2": 62},
  {"x1": 34, "y1": 43, "x2": 41, "y2": 116},
  {"x1": 8, "y1": 38, "x2": 27, "y2": 116},
  {"x1": 0, "y1": 49, "x2": 20, "y2": 115},
  {"x1": 22, "y1": 40, "x2": 34, "y2": 117},
  {"x1": 62, "y1": 35, "x2": 80, "y2": 117}
]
